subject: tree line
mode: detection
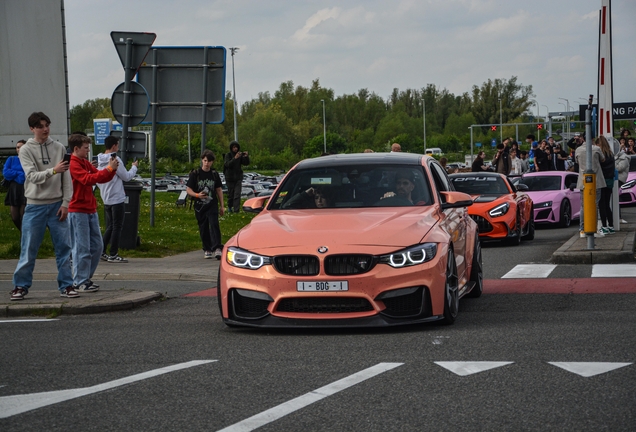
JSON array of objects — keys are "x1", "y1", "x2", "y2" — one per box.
[{"x1": 70, "y1": 76, "x2": 538, "y2": 171}]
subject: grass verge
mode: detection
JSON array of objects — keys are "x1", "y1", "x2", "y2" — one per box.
[{"x1": 0, "y1": 190, "x2": 255, "y2": 259}]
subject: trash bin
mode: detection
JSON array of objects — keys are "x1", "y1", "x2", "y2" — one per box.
[{"x1": 119, "y1": 181, "x2": 143, "y2": 250}]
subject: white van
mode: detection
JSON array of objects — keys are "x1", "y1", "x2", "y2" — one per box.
[{"x1": 425, "y1": 147, "x2": 443, "y2": 156}]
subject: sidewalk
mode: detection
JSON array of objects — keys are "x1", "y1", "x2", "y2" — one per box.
[
  {"x1": 0, "y1": 251, "x2": 220, "y2": 317},
  {"x1": 1, "y1": 223, "x2": 634, "y2": 317}
]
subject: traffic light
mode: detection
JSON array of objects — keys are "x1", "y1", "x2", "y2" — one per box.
[
  {"x1": 537, "y1": 124, "x2": 543, "y2": 130},
  {"x1": 491, "y1": 125, "x2": 497, "y2": 131}
]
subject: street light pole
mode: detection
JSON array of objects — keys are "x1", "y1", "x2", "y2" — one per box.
[
  {"x1": 531, "y1": 99, "x2": 540, "y2": 140},
  {"x1": 559, "y1": 97, "x2": 570, "y2": 138},
  {"x1": 230, "y1": 47, "x2": 239, "y2": 141},
  {"x1": 321, "y1": 99, "x2": 326, "y2": 154},
  {"x1": 542, "y1": 105, "x2": 551, "y2": 136},
  {"x1": 499, "y1": 96, "x2": 503, "y2": 143},
  {"x1": 422, "y1": 99, "x2": 426, "y2": 154}
]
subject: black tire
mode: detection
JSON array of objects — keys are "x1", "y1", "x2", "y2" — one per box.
[
  {"x1": 523, "y1": 210, "x2": 535, "y2": 240},
  {"x1": 558, "y1": 199, "x2": 571, "y2": 228},
  {"x1": 441, "y1": 251, "x2": 459, "y2": 324},
  {"x1": 467, "y1": 237, "x2": 483, "y2": 298},
  {"x1": 505, "y1": 214, "x2": 522, "y2": 246}
]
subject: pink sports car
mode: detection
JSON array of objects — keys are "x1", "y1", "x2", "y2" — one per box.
[{"x1": 517, "y1": 171, "x2": 581, "y2": 227}]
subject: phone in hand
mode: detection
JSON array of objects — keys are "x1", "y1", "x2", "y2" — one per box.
[
  {"x1": 110, "y1": 153, "x2": 117, "y2": 160},
  {"x1": 63, "y1": 153, "x2": 71, "y2": 164},
  {"x1": 91, "y1": 155, "x2": 98, "y2": 163}
]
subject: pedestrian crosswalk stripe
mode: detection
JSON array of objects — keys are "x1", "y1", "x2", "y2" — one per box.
[
  {"x1": 501, "y1": 264, "x2": 556, "y2": 279},
  {"x1": 592, "y1": 264, "x2": 636, "y2": 278},
  {"x1": 548, "y1": 362, "x2": 633, "y2": 377},
  {"x1": 435, "y1": 361, "x2": 514, "y2": 376}
]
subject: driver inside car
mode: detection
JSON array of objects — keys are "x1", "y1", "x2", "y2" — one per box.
[{"x1": 382, "y1": 170, "x2": 417, "y2": 204}]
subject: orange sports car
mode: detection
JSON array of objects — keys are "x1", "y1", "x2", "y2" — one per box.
[
  {"x1": 449, "y1": 172, "x2": 534, "y2": 246},
  {"x1": 218, "y1": 153, "x2": 482, "y2": 328}
]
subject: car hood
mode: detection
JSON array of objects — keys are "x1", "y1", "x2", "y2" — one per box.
[
  {"x1": 525, "y1": 190, "x2": 562, "y2": 203},
  {"x1": 235, "y1": 207, "x2": 439, "y2": 254}
]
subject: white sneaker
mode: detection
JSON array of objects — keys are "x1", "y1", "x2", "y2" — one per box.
[
  {"x1": 594, "y1": 229, "x2": 605, "y2": 238},
  {"x1": 621, "y1": 219, "x2": 628, "y2": 224},
  {"x1": 579, "y1": 231, "x2": 585, "y2": 238}
]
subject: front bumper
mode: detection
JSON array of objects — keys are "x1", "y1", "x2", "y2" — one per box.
[{"x1": 219, "y1": 252, "x2": 449, "y2": 328}]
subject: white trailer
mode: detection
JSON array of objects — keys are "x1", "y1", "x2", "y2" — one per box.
[{"x1": 0, "y1": 0, "x2": 69, "y2": 155}]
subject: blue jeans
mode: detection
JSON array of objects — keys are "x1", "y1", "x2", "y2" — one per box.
[
  {"x1": 13, "y1": 202, "x2": 73, "y2": 293},
  {"x1": 69, "y1": 212, "x2": 103, "y2": 286}
]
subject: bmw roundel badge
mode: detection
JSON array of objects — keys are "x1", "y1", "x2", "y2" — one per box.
[{"x1": 317, "y1": 246, "x2": 328, "y2": 254}]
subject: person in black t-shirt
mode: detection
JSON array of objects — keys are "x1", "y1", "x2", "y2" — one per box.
[{"x1": 186, "y1": 150, "x2": 225, "y2": 259}]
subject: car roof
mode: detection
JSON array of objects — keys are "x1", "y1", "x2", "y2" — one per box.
[{"x1": 295, "y1": 152, "x2": 425, "y2": 169}]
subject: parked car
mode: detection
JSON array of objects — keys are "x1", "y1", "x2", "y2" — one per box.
[
  {"x1": 619, "y1": 155, "x2": 636, "y2": 206},
  {"x1": 449, "y1": 172, "x2": 534, "y2": 246},
  {"x1": 218, "y1": 153, "x2": 482, "y2": 328},
  {"x1": 517, "y1": 172, "x2": 580, "y2": 227}
]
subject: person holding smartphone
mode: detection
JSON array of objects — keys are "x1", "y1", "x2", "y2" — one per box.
[
  {"x1": 95, "y1": 135, "x2": 138, "y2": 263},
  {"x1": 10, "y1": 112, "x2": 75, "y2": 301},
  {"x1": 68, "y1": 133, "x2": 118, "y2": 292}
]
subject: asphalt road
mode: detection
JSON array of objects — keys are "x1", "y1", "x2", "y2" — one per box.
[{"x1": 1, "y1": 209, "x2": 635, "y2": 431}]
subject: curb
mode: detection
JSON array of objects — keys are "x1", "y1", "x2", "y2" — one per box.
[
  {"x1": 552, "y1": 230, "x2": 636, "y2": 264},
  {"x1": 1, "y1": 291, "x2": 164, "y2": 318}
]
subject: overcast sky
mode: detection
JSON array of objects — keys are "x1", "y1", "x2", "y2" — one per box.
[{"x1": 65, "y1": 0, "x2": 636, "y2": 117}]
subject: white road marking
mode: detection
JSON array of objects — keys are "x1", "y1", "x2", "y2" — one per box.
[
  {"x1": 591, "y1": 264, "x2": 636, "y2": 278},
  {"x1": 501, "y1": 264, "x2": 556, "y2": 279},
  {"x1": 0, "y1": 319, "x2": 59, "y2": 323},
  {"x1": 435, "y1": 361, "x2": 514, "y2": 376},
  {"x1": 548, "y1": 362, "x2": 633, "y2": 377},
  {"x1": 0, "y1": 360, "x2": 216, "y2": 419},
  {"x1": 217, "y1": 362, "x2": 403, "y2": 432}
]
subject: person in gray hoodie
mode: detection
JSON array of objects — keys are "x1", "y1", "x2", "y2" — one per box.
[
  {"x1": 96, "y1": 135, "x2": 138, "y2": 262},
  {"x1": 11, "y1": 112, "x2": 76, "y2": 300}
]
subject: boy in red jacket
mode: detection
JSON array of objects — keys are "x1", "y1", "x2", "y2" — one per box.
[{"x1": 68, "y1": 134, "x2": 118, "y2": 292}]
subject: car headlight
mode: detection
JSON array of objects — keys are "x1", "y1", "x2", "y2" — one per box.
[
  {"x1": 534, "y1": 201, "x2": 552, "y2": 209},
  {"x1": 226, "y1": 247, "x2": 272, "y2": 270},
  {"x1": 488, "y1": 203, "x2": 510, "y2": 217},
  {"x1": 379, "y1": 243, "x2": 437, "y2": 268},
  {"x1": 621, "y1": 180, "x2": 636, "y2": 190}
]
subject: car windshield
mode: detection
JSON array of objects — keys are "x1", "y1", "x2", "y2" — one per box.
[
  {"x1": 450, "y1": 175, "x2": 510, "y2": 196},
  {"x1": 630, "y1": 156, "x2": 636, "y2": 172},
  {"x1": 518, "y1": 176, "x2": 561, "y2": 191},
  {"x1": 268, "y1": 164, "x2": 432, "y2": 209}
]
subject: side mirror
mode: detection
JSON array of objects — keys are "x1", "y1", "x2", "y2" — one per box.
[
  {"x1": 440, "y1": 191, "x2": 473, "y2": 209},
  {"x1": 569, "y1": 184, "x2": 576, "y2": 191},
  {"x1": 242, "y1": 196, "x2": 269, "y2": 214},
  {"x1": 516, "y1": 183, "x2": 529, "y2": 192}
]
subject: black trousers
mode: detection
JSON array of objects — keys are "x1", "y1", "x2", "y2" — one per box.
[
  {"x1": 103, "y1": 202, "x2": 125, "y2": 256},
  {"x1": 195, "y1": 204, "x2": 222, "y2": 252},
  {"x1": 599, "y1": 186, "x2": 613, "y2": 227},
  {"x1": 226, "y1": 179, "x2": 242, "y2": 212}
]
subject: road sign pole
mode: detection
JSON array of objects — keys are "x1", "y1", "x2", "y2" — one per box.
[
  {"x1": 200, "y1": 47, "x2": 209, "y2": 155},
  {"x1": 150, "y1": 48, "x2": 158, "y2": 227},
  {"x1": 120, "y1": 38, "x2": 133, "y2": 166}
]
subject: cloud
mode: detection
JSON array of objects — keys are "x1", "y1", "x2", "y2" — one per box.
[{"x1": 292, "y1": 7, "x2": 341, "y2": 42}]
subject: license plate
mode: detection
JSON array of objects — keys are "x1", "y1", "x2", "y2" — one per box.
[{"x1": 296, "y1": 281, "x2": 349, "y2": 292}]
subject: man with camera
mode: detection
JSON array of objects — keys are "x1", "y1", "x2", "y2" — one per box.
[
  {"x1": 223, "y1": 140, "x2": 250, "y2": 213},
  {"x1": 96, "y1": 135, "x2": 139, "y2": 263},
  {"x1": 11, "y1": 112, "x2": 74, "y2": 300}
]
